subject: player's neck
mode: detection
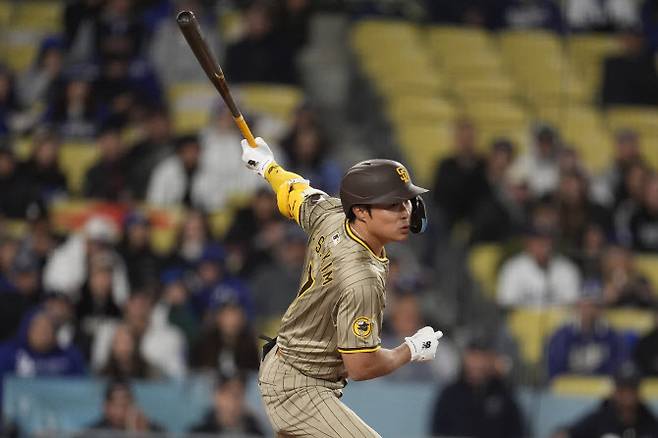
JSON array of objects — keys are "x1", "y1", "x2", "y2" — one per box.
[{"x1": 350, "y1": 221, "x2": 385, "y2": 258}]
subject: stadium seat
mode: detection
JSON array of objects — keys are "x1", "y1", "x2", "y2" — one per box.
[
  {"x1": 551, "y1": 374, "x2": 613, "y2": 397},
  {"x1": 467, "y1": 243, "x2": 504, "y2": 300},
  {"x1": 567, "y1": 34, "x2": 622, "y2": 100},
  {"x1": 451, "y1": 75, "x2": 517, "y2": 103},
  {"x1": 13, "y1": 1, "x2": 62, "y2": 32},
  {"x1": 634, "y1": 254, "x2": 658, "y2": 294},
  {"x1": 144, "y1": 206, "x2": 184, "y2": 255},
  {"x1": 507, "y1": 307, "x2": 569, "y2": 365},
  {"x1": 641, "y1": 378, "x2": 658, "y2": 400},
  {"x1": 375, "y1": 72, "x2": 444, "y2": 99},
  {"x1": 4, "y1": 44, "x2": 38, "y2": 72},
  {"x1": 58, "y1": 142, "x2": 99, "y2": 195},
  {"x1": 239, "y1": 84, "x2": 304, "y2": 122},
  {"x1": 386, "y1": 96, "x2": 457, "y2": 125},
  {"x1": 605, "y1": 309, "x2": 654, "y2": 336},
  {"x1": 605, "y1": 106, "x2": 658, "y2": 136},
  {"x1": 0, "y1": 1, "x2": 11, "y2": 27},
  {"x1": 395, "y1": 122, "x2": 453, "y2": 187},
  {"x1": 427, "y1": 26, "x2": 492, "y2": 54},
  {"x1": 209, "y1": 209, "x2": 235, "y2": 240},
  {"x1": 3, "y1": 219, "x2": 27, "y2": 239}
]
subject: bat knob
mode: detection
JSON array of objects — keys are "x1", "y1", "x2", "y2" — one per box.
[{"x1": 176, "y1": 10, "x2": 195, "y2": 25}]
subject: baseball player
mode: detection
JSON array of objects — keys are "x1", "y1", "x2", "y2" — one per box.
[{"x1": 241, "y1": 137, "x2": 443, "y2": 438}]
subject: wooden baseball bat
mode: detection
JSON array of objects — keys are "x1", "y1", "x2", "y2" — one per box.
[{"x1": 176, "y1": 10, "x2": 257, "y2": 147}]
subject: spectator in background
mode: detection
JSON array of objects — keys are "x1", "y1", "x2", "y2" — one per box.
[
  {"x1": 275, "y1": 0, "x2": 312, "y2": 52},
  {"x1": 0, "y1": 254, "x2": 43, "y2": 342},
  {"x1": 614, "y1": 161, "x2": 649, "y2": 246},
  {"x1": 146, "y1": 134, "x2": 213, "y2": 209},
  {"x1": 45, "y1": 65, "x2": 102, "y2": 139},
  {"x1": 601, "y1": 27, "x2": 658, "y2": 106},
  {"x1": 117, "y1": 211, "x2": 160, "y2": 292},
  {"x1": 0, "y1": 236, "x2": 20, "y2": 292},
  {"x1": 93, "y1": 0, "x2": 144, "y2": 61},
  {"x1": 190, "y1": 372, "x2": 265, "y2": 436},
  {"x1": 546, "y1": 282, "x2": 628, "y2": 379},
  {"x1": 248, "y1": 224, "x2": 306, "y2": 321},
  {"x1": 191, "y1": 294, "x2": 260, "y2": 376},
  {"x1": 634, "y1": 304, "x2": 658, "y2": 376},
  {"x1": 225, "y1": 0, "x2": 297, "y2": 84},
  {"x1": 430, "y1": 337, "x2": 524, "y2": 438},
  {"x1": 425, "y1": 0, "x2": 509, "y2": 29},
  {"x1": 511, "y1": 124, "x2": 561, "y2": 198},
  {"x1": 642, "y1": 0, "x2": 658, "y2": 53},
  {"x1": 92, "y1": 290, "x2": 187, "y2": 379},
  {"x1": 83, "y1": 124, "x2": 128, "y2": 200},
  {"x1": 99, "y1": 324, "x2": 155, "y2": 380},
  {"x1": 497, "y1": 224, "x2": 581, "y2": 308},
  {"x1": 0, "y1": 65, "x2": 21, "y2": 136},
  {"x1": 382, "y1": 292, "x2": 459, "y2": 383},
  {"x1": 572, "y1": 223, "x2": 607, "y2": 282},
  {"x1": 124, "y1": 106, "x2": 174, "y2": 200},
  {"x1": 470, "y1": 139, "x2": 523, "y2": 243},
  {"x1": 64, "y1": 0, "x2": 104, "y2": 54},
  {"x1": 431, "y1": 117, "x2": 487, "y2": 231},
  {"x1": 564, "y1": 0, "x2": 639, "y2": 32},
  {"x1": 166, "y1": 209, "x2": 216, "y2": 271},
  {"x1": 0, "y1": 310, "x2": 86, "y2": 380},
  {"x1": 158, "y1": 269, "x2": 200, "y2": 347},
  {"x1": 43, "y1": 215, "x2": 129, "y2": 305},
  {"x1": 85, "y1": 380, "x2": 162, "y2": 434},
  {"x1": 224, "y1": 188, "x2": 286, "y2": 276},
  {"x1": 629, "y1": 172, "x2": 658, "y2": 252},
  {"x1": 502, "y1": 0, "x2": 564, "y2": 32},
  {"x1": 592, "y1": 129, "x2": 643, "y2": 208},
  {"x1": 18, "y1": 130, "x2": 68, "y2": 206},
  {"x1": 198, "y1": 101, "x2": 277, "y2": 211},
  {"x1": 74, "y1": 252, "x2": 123, "y2": 358},
  {"x1": 17, "y1": 36, "x2": 65, "y2": 108},
  {"x1": 280, "y1": 122, "x2": 341, "y2": 195},
  {"x1": 555, "y1": 170, "x2": 612, "y2": 254},
  {"x1": 552, "y1": 364, "x2": 658, "y2": 438},
  {"x1": 601, "y1": 245, "x2": 655, "y2": 308},
  {"x1": 0, "y1": 147, "x2": 36, "y2": 218}
]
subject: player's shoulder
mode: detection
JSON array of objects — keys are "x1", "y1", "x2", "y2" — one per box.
[{"x1": 300, "y1": 194, "x2": 343, "y2": 232}]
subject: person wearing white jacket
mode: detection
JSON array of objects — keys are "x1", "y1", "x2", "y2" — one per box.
[{"x1": 43, "y1": 215, "x2": 129, "y2": 306}]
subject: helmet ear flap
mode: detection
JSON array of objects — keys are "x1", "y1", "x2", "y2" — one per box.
[{"x1": 409, "y1": 196, "x2": 428, "y2": 234}]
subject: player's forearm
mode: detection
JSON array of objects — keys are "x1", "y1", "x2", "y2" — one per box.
[
  {"x1": 348, "y1": 344, "x2": 411, "y2": 381},
  {"x1": 263, "y1": 162, "x2": 310, "y2": 222}
]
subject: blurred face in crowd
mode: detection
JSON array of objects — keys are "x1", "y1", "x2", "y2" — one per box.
[
  {"x1": 181, "y1": 211, "x2": 207, "y2": 243},
  {"x1": 245, "y1": 3, "x2": 273, "y2": 39},
  {"x1": 124, "y1": 294, "x2": 152, "y2": 334},
  {"x1": 537, "y1": 130, "x2": 557, "y2": 158},
  {"x1": 111, "y1": 325, "x2": 137, "y2": 363},
  {"x1": 454, "y1": 119, "x2": 476, "y2": 155},
  {"x1": 90, "y1": 264, "x2": 113, "y2": 301},
  {"x1": 0, "y1": 239, "x2": 18, "y2": 272},
  {"x1": 178, "y1": 140, "x2": 200, "y2": 171},
  {"x1": 41, "y1": 47, "x2": 63, "y2": 75},
  {"x1": 33, "y1": 137, "x2": 60, "y2": 168},
  {"x1": 613, "y1": 385, "x2": 640, "y2": 418},
  {"x1": 214, "y1": 378, "x2": 246, "y2": 428},
  {"x1": 0, "y1": 151, "x2": 16, "y2": 177},
  {"x1": 146, "y1": 112, "x2": 171, "y2": 143},
  {"x1": 389, "y1": 294, "x2": 422, "y2": 337},
  {"x1": 66, "y1": 79, "x2": 89, "y2": 103},
  {"x1": 525, "y1": 235, "x2": 553, "y2": 266},
  {"x1": 277, "y1": 238, "x2": 306, "y2": 269},
  {"x1": 643, "y1": 175, "x2": 658, "y2": 213},
  {"x1": 582, "y1": 223, "x2": 605, "y2": 255},
  {"x1": 616, "y1": 131, "x2": 639, "y2": 164},
  {"x1": 294, "y1": 127, "x2": 321, "y2": 164},
  {"x1": 576, "y1": 297, "x2": 602, "y2": 331},
  {"x1": 558, "y1": 173, "x2": 586, "y2": 206},
  {"x1": 13, "y1": 267, "x2": 39, "y2": 297},
  {"x1": 98, "y1": 131, "x2": 123, "y2": 162},
  {"x1": 252, "y1": 191, "x2": 277, "y2": 223},
  {"x1": 624, "y1": 163, "x2": 647, "y2": 202},
  {"x1": 104, "y1": 385, "x2": 134, "y2": 428},
  {"x1": 43, "y1": 296, "x2": 73, "y2": 326},
  {"x1": 28, "y1": 313, "x2": 56, "y2": 353},
  {"x1": 463, "y1": 348, "x2": 494, "y2": 387},
  {"x1": 127, "y1": 221, "x2": 149, "y2": 249},
  {"x1": 487, "y1": 144, "x2": 513, "y2": 180},
  {"x1": 215, "y1": 304, "x2": 246, "y2": 340},
  {"x1": 198, "y1": 260, "x2": 222, "y2": 285},
  {"x1": 106, "y1": 0, "x2": 131, "y2": 16},
  {"x1": 603, "y1": 245, "x2": 633, "y2": 278}
]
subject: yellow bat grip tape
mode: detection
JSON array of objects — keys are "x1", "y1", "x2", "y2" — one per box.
[{"x1": 234, "y1": 115, "x2": 257, "y2": 148}]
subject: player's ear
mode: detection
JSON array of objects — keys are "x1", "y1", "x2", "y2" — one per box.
[{"x1": 352, "y1": 205, "x2": 371, "y2": 222}]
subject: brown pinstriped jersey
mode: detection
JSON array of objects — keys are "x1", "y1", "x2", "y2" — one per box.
[{"x1": 276, "y1": 195, "x2": 389, "y2": 382}]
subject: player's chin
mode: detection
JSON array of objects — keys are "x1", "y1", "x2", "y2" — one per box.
[{"x1": 393, "y1": 227, "x2": 410, "y2": 241}]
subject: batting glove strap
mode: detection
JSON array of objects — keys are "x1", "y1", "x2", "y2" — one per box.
[
  {"x1": 404, "y1": 326, "x2": 443, "y2": 362},
  {"x1": 241, "y1": 137, "x2": 274, "y2": 177}
]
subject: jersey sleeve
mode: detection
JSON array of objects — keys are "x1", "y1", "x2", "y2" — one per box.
[
  {"x1": 336, "y1": 283, "x2": 383, "y2": 354},
  {"x1": 298, "y1": 195, "x2": 343, "y2": 234}
]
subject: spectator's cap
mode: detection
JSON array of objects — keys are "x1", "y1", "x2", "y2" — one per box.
[
  {"x1": 535, "y1": 124, "x2": 557, "y2": 144},
  {"x1": 124, "y1": 210, "x2": 150, "y2": 229},
  {"x1": 104, "y1": 379, "x2": 134, "y2": 401},
  {"x1": 465, "y1": 333, "x2": 496, "y2": 352},
  {"x1": 614, "y1": 363, "x2": 642, "y2": 389},
  {"x1": 63, "y1": 63, "x2": 97, "y2": 82},
  {"x1": 160, "y1": 268, "x2": 185, "y2": 286},
  {"x1": 210, "y1": 287, "x2": 242, "y2": 311},
  {"x1": 199, "y1": 244, "x2": 225, "y2": 265},
  {"x1": 39, "y1": 35, "x2": 64, "y2": 52},
  {"x1": 615, "y1": 128, "x2": 639, "y2": 144},
  {"x1": 491, "y1": 138, "x2": 515, "y2": 155},
  {"x1": 174, "y1": 134, "x2": 199, "y2": 151},
  {"x1": 83, "y1": 216, "x2": 119, "y2": 244}
]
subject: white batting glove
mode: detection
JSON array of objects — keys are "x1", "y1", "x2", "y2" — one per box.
[
  {"x1": 241, "y1": 137, "x2": 274, "y2": 177},
  {"x1": 405, "y1": 326, "x2": 443, "y2": 362}
]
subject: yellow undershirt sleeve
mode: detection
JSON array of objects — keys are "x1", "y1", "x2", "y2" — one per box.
[{"x1": 264, "y1": 162, "x2": 311, "y2": 224}]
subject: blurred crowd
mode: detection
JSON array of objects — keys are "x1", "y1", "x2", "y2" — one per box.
[{"x1": 0, "y1": 0, "x2": 657, "y2": 437}]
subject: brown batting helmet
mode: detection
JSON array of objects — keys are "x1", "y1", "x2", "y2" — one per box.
[{"x1": 340, "y1": 159, "x2": 429, "y2": 233}]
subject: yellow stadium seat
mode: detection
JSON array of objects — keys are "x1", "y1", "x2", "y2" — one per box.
[
  {"x1": 567, "y1": 34, "x2": 622, "y2": 100},
  {"x1": 209, "y1": 209, "x2": 235, "y2": 240},
  {"x1": 606, "y1": 106, "x2": 658, "y2": 137},
  {"x1": 144, "y1": 206, "x2": 184, "y2": 256},
  {"x1": 375, "y1": 72, "x2": 444, "y2": 99},
  {"x1": 387, "y1": 96, "x2": 457, "y2": 125},
  {"x1": 58, "y1": 142, "x2": 99, "y2": 195},
  {"x1": 507, "y1": 307, "x2": 569, "y2": 365},
  {"x1": 173, "y1": 109, "x2": 210, "y2": 134},
  {"x1": 605, "y1": 309, "x2": 655, "y2": 335},
  {"x1": 0, "y1": 1, "x2": 11, "y2": 27},
  {"x1": 3, "y1": 219, "x2": 27, "y2": 239},
  {"x1": 560, "y1": 125, "x2": 614, "y2": 173},
  {"x1": 239, "y1": 84, "x2": 304, "y2": 122},
  {"x1": 634, "y1": 255, "x2": 658, "y2": 293},
  {"x1": 639, "y1": 135, "x2": 658, "y2": 170},
  {"x1": 395, "y1": 122, "x2": 453, "y2": 187},
  {"x1": 438, "y1": 50, "x2": 504, "y2": 80},
  {"x1": 641, "y1": 378, "x2": 658, "y2": 400},
  {"x1": 499, "y1": 29, "x2": 563, "y2": 59},
  {"x1": 468, "y1": 243, "x2": 504, "y2": 299},
  {"x1": 13, "y1": 1, "x2": 62, "y2": 32},
  {"x1": 551, "y1": 375, "x2": 613, "y2": 397},
  {"x1": 351, "y1": 20, "x2": 421, "y2": 55},
  {"x1": 451, "y1": 75, "x2": 517, "y2": 102},
  {"x1": 4, "y1": 44, "x2": 38, "y2": 72},
  {"x1": 428, "y1": 26, "x2": 493, "y2": 54}
]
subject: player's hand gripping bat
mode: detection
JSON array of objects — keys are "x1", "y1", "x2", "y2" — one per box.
[{"x1": 176, "y1": 10, "x2": 257, "y2": 148}]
